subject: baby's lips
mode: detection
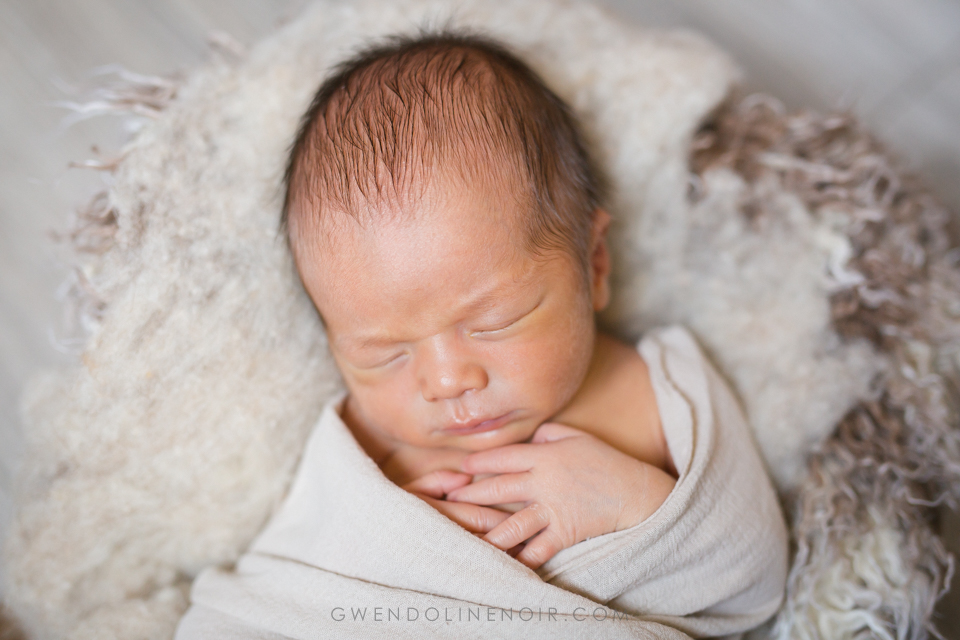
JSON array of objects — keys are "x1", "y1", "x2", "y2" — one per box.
[{"x1": 442, "y1": 411, "x2": 516, "y2": 436}]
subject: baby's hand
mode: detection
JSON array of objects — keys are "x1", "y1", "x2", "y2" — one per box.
[
  {"x1": 402, "y1": 470, "x2": 512, "y2": 535},
  {"x1": 446, "y1": 423, "x2": 676, "y2": 570}
]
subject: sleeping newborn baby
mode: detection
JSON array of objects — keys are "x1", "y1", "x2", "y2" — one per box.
[
  {"x1": 176, "y1": 31, "x2": 789, "y2": 639},
  {"x1": 283, "y1": 32, "x2": 681, "y2": 570}
]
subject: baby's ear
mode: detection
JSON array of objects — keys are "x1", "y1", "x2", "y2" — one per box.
[{"x1": 589, "y1": 208, "x2": 612, "y2": 312}]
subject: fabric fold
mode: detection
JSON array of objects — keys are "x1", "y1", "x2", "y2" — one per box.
[{"x1": 175, "y1": 324, "x2": 787, "y2": 639}]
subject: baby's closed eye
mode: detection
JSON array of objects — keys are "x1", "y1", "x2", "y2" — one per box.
[{"x1": 469, "y1": 298, "x2": 542, "y2": 337}]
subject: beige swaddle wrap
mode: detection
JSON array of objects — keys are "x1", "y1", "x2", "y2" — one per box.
[{"x1": 175, "y1": 325, "x2": 787, "y2": 639}]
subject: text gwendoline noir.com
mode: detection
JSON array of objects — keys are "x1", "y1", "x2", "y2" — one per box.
[{"x1": 330, "y1": 606, "x2": 629, "y2": 623}]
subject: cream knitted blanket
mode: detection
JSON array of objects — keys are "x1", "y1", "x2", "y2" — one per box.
[{"x1": 174, "y1": 326, "x2": 788, "y2": 639}]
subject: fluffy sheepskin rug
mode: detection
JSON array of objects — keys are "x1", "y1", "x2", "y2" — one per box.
[{"x1": 3, "y1": 0, "x2": 958, "y2": 638}]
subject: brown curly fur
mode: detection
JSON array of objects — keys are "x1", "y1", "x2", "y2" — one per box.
[{"x1": 692, "y1": 94, "x2": 960, "y2": 640}]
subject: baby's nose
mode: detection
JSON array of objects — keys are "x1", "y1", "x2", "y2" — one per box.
[{"x1": 417, "y1": 341, "x2": 488, "y2": 401}]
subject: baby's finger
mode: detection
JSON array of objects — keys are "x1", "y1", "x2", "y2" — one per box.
[
  {"x1": 402, "y1": 470, "x2": 472, "y2": 499},
  {"x1": 514, "y1": 527, "x2": 565, "y2": 570},
  {"x1": 530, "y1": 422, "x2": 588, "y2": 444},
  {"x1": 419, "y1": 495, "x2": 510, "y2": 534},
  {"x1": 446, "y1": 472, "x2": 530, "y2": 506},
  {"x1": 461, "y1": 444, "x2": 536, "y2": 475},
  {"x1": 483, "y1": 504, "x2": 549, "y2": 552}
]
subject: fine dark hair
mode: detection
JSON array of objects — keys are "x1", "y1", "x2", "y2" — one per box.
[{"x1": 281, "y1": 30, "x2": 602, "y2": 271}]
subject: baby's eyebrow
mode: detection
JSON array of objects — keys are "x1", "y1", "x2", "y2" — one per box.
[{"x1": 337, "y1": 334, "x2": 394, "y2": 350}]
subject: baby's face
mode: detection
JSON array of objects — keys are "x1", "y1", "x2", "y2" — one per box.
[{"x1": 294, "y1": 176, "x2": 609, "y2": 454}]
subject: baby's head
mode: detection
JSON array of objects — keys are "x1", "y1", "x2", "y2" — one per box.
[{"x1": 284, "y1": 32, "x2": 612, "y2": 453}]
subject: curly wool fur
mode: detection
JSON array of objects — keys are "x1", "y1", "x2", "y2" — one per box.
[
  {"x1": 691, "y1": 96, "x2": 960, "y2": 639},
  {"x1": 3, "y1": 0, "x2": 956, "y2": 638}
]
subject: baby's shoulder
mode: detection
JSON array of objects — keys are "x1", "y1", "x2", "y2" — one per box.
[{"x1": 553, "y1": 331, "x2": 674, "y2": 474}]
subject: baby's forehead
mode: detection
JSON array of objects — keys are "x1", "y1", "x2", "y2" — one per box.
[
  {"x1": 297, "y1": 185, "x2": 573, "y2": 299},
  {"x1": 295, "y1": 163, "x2": 533, "y2": 250}
]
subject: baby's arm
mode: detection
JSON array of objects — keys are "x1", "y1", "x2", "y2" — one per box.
[{"x1": 445, "y1": 422, "x2": 676, "y2": 569}]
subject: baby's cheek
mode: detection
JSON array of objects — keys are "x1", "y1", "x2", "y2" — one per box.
[
  {"x1": 351, "y1": 379, "x2": 419, "y2": 434},
  {"x1": 497, "y1": 337, "x2": 564, "y2": 388}
]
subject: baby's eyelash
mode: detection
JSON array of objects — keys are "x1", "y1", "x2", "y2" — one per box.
[
  {"x1": 372, "y1": 352, "x2": 404, "y2": 368},
  {"x1": 349, "y1": 351, "x2": 404, "y2": 370},
  {"x1": 474, "y1": 298, "x2": 543, "y2": 336},
  {"x1": 478, "y1": 316, "x2": 522, "y2": 333},
  {"x1": 474, "y1": 308, "x2": 534, "y2": 335}
]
